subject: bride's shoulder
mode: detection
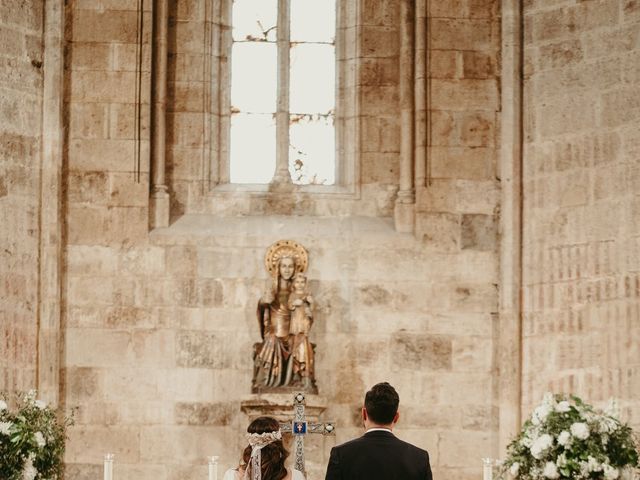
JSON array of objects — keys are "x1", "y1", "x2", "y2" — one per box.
[
  {"x1": 291, "y1": 468, "x2": 305, "y2": 480},
  {"x1": 222, "y1": 468, "x2": 241, "y2": 480}
]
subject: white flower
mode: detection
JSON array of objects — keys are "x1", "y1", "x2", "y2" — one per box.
[
  {"x1": 510, "y1": 462, "x2": 520, "y2": 476},
  {"x1": 543, "y1": 461, "x2": 560, "y2": 479},
  {"x1": 555, "y1": 400, "x2": 571, "y2": 413},
  {"x1": 542, "y1": 392, "x2": 556, "y2": 407},
  {"x1": 531, "y1": 433, "x2": 554, "y2": 459},
  {"x1": 570, "y1": 422, "x2": 590, "y2": 440},
  {"x1": 604, "y1": 398, "x2": 620, "y2": 418},
  {"x1": 34, "y1": 431, "x2": 46, "y2": 447},
  {"x1": 0, "y1": 399, "x2": 7, "y2": 411},
  {"x1": 34, "y1": 399, "x2": 47, "y2": 410},
  {"x1": 0, "y1": 421, "x2": 12, "y2": 435},
  {"x1": 599, "y1": 416, "x2": 618, "y2": 434},
  {"x1": 603, "y1": 464, "x2": 620, "y2": 480},
  {"x1": 22, "y1": 455, "x2": 37, "y2": 480},
  {"x1": 556, "y1": 453, "x2": 567, "y2": 468},
  {"x1": 558, "y1": 430, "x2": 571, "y2": 446},
  {"x1": 533, "y1": 404, "x2": 553, "y2": 424},
  {"x1": 580, "y1": 461, "x2": 590, "y2": 476},
  {"x1": 521, "y1": 435, "x2": 533, "y2": 448},
  {"x1": 587, "y1": 456, "x2": 602, "y2": 472}
]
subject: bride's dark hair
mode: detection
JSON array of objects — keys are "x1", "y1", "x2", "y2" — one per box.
[{"x1": 242, "y1": 416, "x2": 289, "y2": 480}]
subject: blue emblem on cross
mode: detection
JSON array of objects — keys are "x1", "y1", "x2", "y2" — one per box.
[{"x1": 293, "y1": 421, "x2": 307, "y2": 435}]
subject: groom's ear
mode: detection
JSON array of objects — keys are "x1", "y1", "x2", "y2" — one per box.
[
  {"x1": 361, "y1": 407, "x2": 368, "y2": 422},
  {"x1": 392, "y1": 412, "x2": 400, "y2": 424}
]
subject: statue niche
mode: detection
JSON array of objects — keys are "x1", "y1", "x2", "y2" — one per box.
[{"x1": 252, "y1": 240, "x2": 317, "y2": 394}]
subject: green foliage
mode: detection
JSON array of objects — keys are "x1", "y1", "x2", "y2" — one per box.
[
  {"x1": 0, "y1": 391, "x2": 74, "y2": 480},
  {"x1": 499, "y1": 394, "x2": 639, "y2": 480}
]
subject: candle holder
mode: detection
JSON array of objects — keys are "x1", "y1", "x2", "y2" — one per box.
[
  {"x1": 482, "y1": 457, "x2": 496, "y2": 480},
  {"x1": 208, "y1": 456, "x2": 219, "y2": 480},
  {"x1": 104, "y1": 453, "x2": 114, "y2": 480}
]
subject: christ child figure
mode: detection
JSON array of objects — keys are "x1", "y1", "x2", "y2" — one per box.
[{"x1": 287, "y1": 273, "x2": 315, "y2": 387}]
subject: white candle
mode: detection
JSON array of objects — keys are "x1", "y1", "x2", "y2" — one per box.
[
  {"x1": 208, "y1": 456, "x2": 219, "y2": 480},
  {"x1": 482, "y1": 458, "x2": 493, "y2": 480},
  {"x1": 104, "y1": 453, "x2": 114, "y2": 480}
]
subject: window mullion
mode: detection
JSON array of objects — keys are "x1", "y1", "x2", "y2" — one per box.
[{"x1": 274, "y1": 0, "x2": 291, "y2": 183}]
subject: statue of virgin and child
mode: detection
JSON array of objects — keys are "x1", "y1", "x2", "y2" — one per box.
[{"x1": 252, "y1": 240, "x2": 317, "y2": 393}]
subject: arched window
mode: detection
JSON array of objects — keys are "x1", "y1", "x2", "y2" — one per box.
[{"x1": 228, "y1": 0, "x2": 336, "y2": 185}]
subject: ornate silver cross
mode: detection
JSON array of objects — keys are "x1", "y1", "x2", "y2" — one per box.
[{"x1": 279, "y1": 392, "x2": 335, "y2": 474}]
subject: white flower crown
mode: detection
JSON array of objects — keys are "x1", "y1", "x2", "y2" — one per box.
[{"x1": 246, "y1": 430, "x2": 282, "y2": 448}]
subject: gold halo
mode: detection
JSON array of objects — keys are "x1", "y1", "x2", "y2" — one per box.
[{"x1": 264, "y1": 240, "x2": 308, "y2": 275}]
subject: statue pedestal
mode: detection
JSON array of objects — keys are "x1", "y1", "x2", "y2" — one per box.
[{"x1": 240, "y1": 393, "x2": 327, "y2": 423}]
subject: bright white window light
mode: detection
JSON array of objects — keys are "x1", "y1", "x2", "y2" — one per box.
[{"x1": 229, "y1": 0, "x2": 336, "y2": 185}]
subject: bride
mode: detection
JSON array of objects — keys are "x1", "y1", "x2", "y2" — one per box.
[{"x1": 223, "y1": 417, "x2": 305, "y2": 480}]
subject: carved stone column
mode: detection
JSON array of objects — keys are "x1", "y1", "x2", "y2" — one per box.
[
  {"x1": 38, "y1": 0, "x2": 65, "y2": 407},
  {"x1": 150, "y1": 0, "x2": 170, "y2": 228},
  {"x1": 414, "y1": 0, "x2": 427, "y2": 189},
  {"x1": 273, "y1": 0, "x2": 292, "y2": 184},
  {"x1": 499, "y1": 0, "x2": 524, "y2": 455},
  {"x1": 394, "y1": 0, "x2": 416, "y2": 233}
]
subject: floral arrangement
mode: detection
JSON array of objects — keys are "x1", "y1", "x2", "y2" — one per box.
[
  {"x1": 499, "y1": 393, "x2": 639, "y2": 480},
  {"x1": 0, "y1": 390, "x2": 73, "y2": 480}
]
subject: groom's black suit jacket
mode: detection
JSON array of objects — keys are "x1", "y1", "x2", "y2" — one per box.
[{"x1": 324, "y1": 430, "x2": 433, "y2": 480}]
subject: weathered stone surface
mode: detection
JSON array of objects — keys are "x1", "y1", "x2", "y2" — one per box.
[
  {"x1": 391, "y1": 333, "x2": 453, "y2": 371},
  {"x1": 0, "y1": 0, "x2": 43, "y2": 395},
  {"x1": 461, "y1": 213, "x2": 497, "y2": 251},
  {"x1": 174, "y1": 402, "x2": 234, "y2": 426},
  {"x1": 523, "y1": 0, "x2": 640, "y2": 431},
  {"x1": 8, "y1": 0, "x2": 639, "y2": 477},
  {"x1": 176, "y1": 331, "x2": 226, "y2": 368}
]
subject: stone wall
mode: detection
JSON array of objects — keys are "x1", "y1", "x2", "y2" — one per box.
[
  {"x1": 62, "y1": 1, "x2": 501, "y2": 479},
  {"x1": 522, "y1": 0, "x2": 640, "y2": 427},
  {"x1": 415, "y1": 1, "x2": 501, "y2": 264},
  {"x1": 0, "y1": 0, "x2": 44, "y2": 394}
]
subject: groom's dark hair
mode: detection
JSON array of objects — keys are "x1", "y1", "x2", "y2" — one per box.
[{"x1": 364, "y1": 382, "x2": 400, "y2": 425}]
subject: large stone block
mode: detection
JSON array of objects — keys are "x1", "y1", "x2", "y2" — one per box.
[
  {"x1": 360, "y1": 26, "x2": 399, "y2": 58},
  {"x1": 391, "y1": 333, "x2": 453, "y2": 371},
  {"x1": 112, "y1": 43, "x2": 152, "y2": 72},
  {"x1": 360, "y1": 0, "x2": 398, "y2": 26},
  {"x1": 416, "y1": 212, "x2": 461, "y2": 252},
  {"x1": 530, "y1": 0, "x2": 619, "y2": 43},
  {"x1": 430, "y1": 146, "x2": 496, "y2": 180},
  {"x1": 584, "y1": 24, "x2": 640, "y2": 60},
  {"x1": 462, "y1": 51, "x2": 496, "y2": 79},
  {"x1": 174, "y1": 402, "x2": 235, "y2": 426},
  {"x1": 67, "y1": 245, "x2": 119, "y2": 275},
  {"x1": 69, "y1": 103, "x2": 109, "y2": 139},
  {"x1": 169, "y1": 81, "x2": 205, "y2": 113},
  {"x1": 139, "y1": 426, "x2": 229, "y2": 463},
  {"x1": 68, "y1": 171, "x2": 109, "y2": 204},
  {"x1": 66, "y1": 329, "x2": 133, "y2": 367},
  {"x1": 358, "y1": 57, "x2": 399, "y2": 86},
  {"x1": 67, "y1": 42, "x2": 110, "y2": 72},
  {"x1": 431, "y1": 19, "x2": 493, "y2": 51},
  {"x1": 461, "y1": 213, "x2": 497, "y2": 251},
  {"x1": 171, "y1": 20, "x2": 206, "y2": 54},
  {"x1": 69, "y1": 70, "x2": 149, "y2": 104},
  {"x1": 537, "y1": 94, "x2": 597, "y2": 138},
  {"x1": 430, "y1": 79, "x2": 499, "y2": 111},
  {"x1": 601, "y1": 86, "x2": 640, "y2": 127},
  {"x1": 109, "y1": 103, "x2": 150, "y2": 140},
  {"x1": 535, "y1": 39, "x2": 584, "y2": 72},
  {"x1": 176, "y1": 331, "x2": 227, "y2": 368},
  {"x1": 429, "y1": 50, "x2": 458, "y2": 79},
  {"x1": 66, "y1": 426, "x2": 140, "y2": 463},
  {"x1": 71, "y1": 9, "x2": 140, "y2": 43}
]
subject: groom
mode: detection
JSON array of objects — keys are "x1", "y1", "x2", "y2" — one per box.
[{"x1": 324, "y1": 382, "x2": 433, "y2": 480}]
